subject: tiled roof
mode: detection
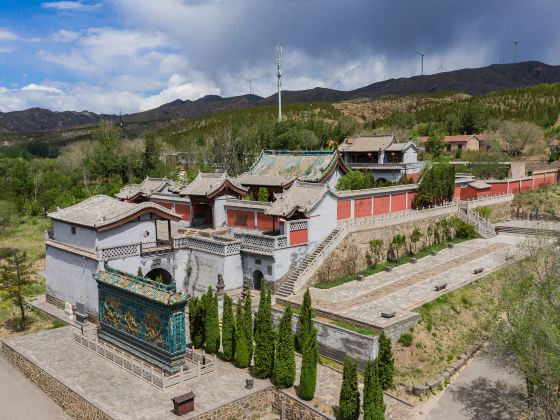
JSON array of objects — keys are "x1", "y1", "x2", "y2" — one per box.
[
  {"x1": 266, "y1": 181, "x2": 328, "y2": 217},
  {"x1": 469, "y1": 180, "x2": 491, "y2": 190},
  {"x1": 224, "y1": 199, "x2": 272, "y2": 210},
  {"x1": 48, "y1": 195, "x2": 180, "y2": 229},
  {"x1": 385, "y1": 141, "x2": 418, "y2": 152},
  {"x1": 179, "y1": 172, "x2": 247, "y2": 197},
  {"x1": 238, "y1": 150, "x2": 340, "y2": 187},
  {"x1": 116, "y1": 177, "x2": 176, "y2": 200},
  {"x1": 419, "y1": 135, "x2": 480, "y2": 143},
  {"x1": 96, "y1": 269, "x2": 188, "y2": 306},
  {"x1": 338, "y1": 135, "x2": 395, "y2": 153}
]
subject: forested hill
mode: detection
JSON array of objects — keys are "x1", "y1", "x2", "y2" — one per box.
[{"x1": 2, "y1": 61, "x2": 560, "y2": 134}]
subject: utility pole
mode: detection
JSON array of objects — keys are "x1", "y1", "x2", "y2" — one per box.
[
  {"x1": 417, "y1": 50, "x2": 425, "y2": 76},
  {"x1": 510, "y1": 41, "x2": 518, "y2": 63},
  {"x1": 276, "y1": 45, "x2": 283, "y2": 122}
]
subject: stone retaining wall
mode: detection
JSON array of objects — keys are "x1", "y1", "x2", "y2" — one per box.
[
  {"x1": 312, "y1": 213, "x2": 454, "y2": 284},
  {"x1": 0, "y1": 341, "x2": 110, "y2": 420},
  {"x1": 272, "y1": 308, "x2": 379, "y2": 369},
  {"x1": 192, "y1": 386, "x2": 331, "y2": 420}
]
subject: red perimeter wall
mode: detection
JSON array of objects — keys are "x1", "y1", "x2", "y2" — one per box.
[
  {"x1": 257, "y1": 213, "x2": 274, "y2": 231},
  {"x1": 337, "y1": 200, "x2": 351, "y2": 220},
  {"x1": 175, "y1": 203, "x2": 191, "y2": 221},
  {"x1": 373, "y1": 195, "x2": 390, "y2": 215},
  {"x1": 391, "y1": 193, "x2": 407, "y2": 212},
  {"x1": 354, "y1": 198, "x2": 372, "y2": 218}
]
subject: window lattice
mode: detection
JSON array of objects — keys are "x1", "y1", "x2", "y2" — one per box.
[{"x1": 101, "y1": 244, "x2": 141, "y2": 261}]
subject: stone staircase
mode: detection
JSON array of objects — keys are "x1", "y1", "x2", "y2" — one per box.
[
  {"x1": 458, "y1": 205, "x2": 496, "y2": 239},
  {"x1": 276, "y1": 228, "x2": 342, "y2": 297},
  {"x1": 495, "y1": 225, "x2": 560, "y2": 237}
]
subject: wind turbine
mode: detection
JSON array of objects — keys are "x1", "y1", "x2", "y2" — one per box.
[
  {"x1": 417, "y1": 50, "x2": 425, "y2": 76},
  {"x1": 510, "y1": 41, "x2": 519, "y2": 63}
]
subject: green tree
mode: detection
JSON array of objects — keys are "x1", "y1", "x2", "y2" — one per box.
[
  {"x1": 497, "y1": 237, "x2": 560, "y2": 417},
  {"x1": 363, "y1": 359, "x2": 385, "y2": 420},
  {"x1": 0, "y1": 250, "x2": 35, "y2": 330},
  {"x1": 296, "y1": 288, "x2": 314, "y2": 351},
  {"x1": 338, "y1": 357, "x2": 360, "y2": 420},
  {"x1": 336, "y1": 170, "x2": 373, "y2": 191},
  {"x1": 416, "y1": 164, "x2": 456, "y2": 207},
  {"x1": 426, "y1": 131, "x2": 446, "y2": 158},
  {"x1": 243, "y1": 292, "x2": 254, "y2": 364},
  {"x1": 85, "y1": 122, "x2": 125, "y2": 181},
  {"x1": 234, "y1": 299, "x2": 250, "y2": 368},
  {"x1": 377, "y1": 333, "x2": 395, "y2": 390},
  {"x1": 188, "y1": 296, "x2": 205, "y2": 348},
  {"x1": 254, "y1": 281, "x2": 275, "y2": 378},
  {"x1": 142, "y1": 134, "x2": 163, "y2": 177},
  {"x1": 204, "y1": 287, "x2": 220, "y2": 354},
  {"x1": 299, "y1": 327, "x2": 318, "y2": 400},
  {"x1": 368, "y1": 239, "x2": 384, "y2": 266},
  {"x1": 274, "y1": 304, "x2": 296, "y2": 388},
  {"x1": 0, "y1": 200, "x2": 17, "y2": 234},
  {"x1": 221, "y1": 294, "x2": 236, "y2": 361},
  {"x1": 257, "y1": 187, "x2": 269, "y2": 202},
  {"x1": 390, "y1": 234, "x2": 406, "y2": 262},
  {"x1": 409, "y1": 228, "x2": 422, "y2": 253}
]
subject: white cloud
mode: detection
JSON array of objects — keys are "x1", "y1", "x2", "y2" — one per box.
[
  {"x1": 52, "y1": 30, "x2": 81, "y2": 43},
  {"x1": 139, "y1": 74, "x2": 221, "y2": 111},
  {"x1": 21, "y1": 83, "x2": 65, "y2": 94},
  {"x1": 0, "y1": 28, "x2": 18, "y2": 41},
  {"x1": 0, "y1": 46, "x2": 15, "y2": 54},
  {"x1": 41, "y1": 1, "x2": 102, "y2": 12}
]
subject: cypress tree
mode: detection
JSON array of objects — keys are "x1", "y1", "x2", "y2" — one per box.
[
  {"x1": 363, "y1": 359, "x2": 385, "y2": 420},
  {"x1": 274, "y1": 304, "x2": 296, "y2": 389},
  {"x1": 299, "y1": 327, "x2": 318, "y2": 400},
  {"x1": 254, "y1": 281, "x2": 275, "y2": 378},
  {"x1": 189, "y1": 296, "x2": 205, "y2": 349},
  {"x1": 377, "y1": 332, "x2": 395, "y2": 390},
  {"x1": 234, "y1": 299, "x2": 250, "y2": 368},
  {"x1": 221, "y1": 294, "x2": 235, "y2": 361},
  {"x1": 204, "y1": 287, "x2": 220, "y2": 354},
  {"x1": 372, "y1": 360, "x2": 386, "y2": 420},
  {"x1": 296, "y1": 288, "x2": 314, "y2": 351},
  {"x1": 243, "y1": 292, "x2": 254, "y2": 365},
  {"x1": 338, "y1": 357, "x2": 360, "y2": 420}
]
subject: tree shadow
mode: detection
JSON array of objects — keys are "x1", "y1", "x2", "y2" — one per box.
[{"x1": 449, "y1": 377, "x2": 527, "y2": 419}]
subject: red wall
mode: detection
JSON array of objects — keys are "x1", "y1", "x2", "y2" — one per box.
[
  {"x1": 175, "y1": 204, "x2": 191, "y2": 221},
  {"x1": 521, "y1": 179, "x2": 532, "y2": 192},
  {"x1": 354, "y1": 198, "x2": 372, "y2": 218},
  {"x1": 374, "y1": 195, "x2": 390, "y2": 215},
  {"x1": 154, "y1": 200, "x2": 173, "y2": 209},
  {"x1": 407, "y1": 192, "x2": 416, "y2": 209},
  {"x1": 546, "y1": 173, "x2": 556, "y2": 184},
  {"x1": 391, "y1": 193, "x2": 407, "y2": 212},
  {"x1": 454, "y1": 186, "x2": 462, "y2": 200},
  {"x1": 460, "y1": 186, "x2": 491, "y2": 200},
  {"x1": 337, "y1": 200, "x2": 351, "y2": 220},
  {"x1": 510, "y1": 181, "x2": 520, "y2": 194},
  {"x1": 489, "y1": 182, "x2": 508, "y2": 195},
  {"x1": 256, "y1": 212, "x2": 274, "y2": 231},
  {"x1": 226, "y1": 209, "x2": 255, "y2": 228},
  {"x1": 290, "y1": 229, "x2": 308, "y2": 245}
]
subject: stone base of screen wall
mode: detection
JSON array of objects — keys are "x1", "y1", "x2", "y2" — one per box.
[
  {"x1": 0, "y1": 341, "x2": 110, "y2": 420},
  {"x1": 192, "y1": 386, "x2": 330, "y2": 420}
]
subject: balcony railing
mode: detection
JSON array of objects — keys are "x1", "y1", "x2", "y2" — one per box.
[{"x1": 234, "y1": 232, "x2": 289, "y2": 254}]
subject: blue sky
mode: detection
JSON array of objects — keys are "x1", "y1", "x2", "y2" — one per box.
[{"x1": 0, "y1": 0, "x2": 559, "y2": 114}]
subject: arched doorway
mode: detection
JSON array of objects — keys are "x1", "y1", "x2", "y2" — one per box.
[
  {"x1": 146, "y1": 268, "x2": 173, "y2": 285},
  {"x1": 252, "y1": 270, "x2": 264, "y2": 289}
]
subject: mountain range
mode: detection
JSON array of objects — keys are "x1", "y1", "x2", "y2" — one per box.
[{"x1": 1, "y1": 61, "x2": 559, "y2": 134}]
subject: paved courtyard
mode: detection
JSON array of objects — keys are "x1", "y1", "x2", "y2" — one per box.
[
  {"x1": 2, "y1": 325, "x2": 414, "y2": 419},
  {"x1": 289, "y1": 234, "x2": 524, "y2": 329}
]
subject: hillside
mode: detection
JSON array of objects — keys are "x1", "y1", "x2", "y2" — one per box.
[{"x1": 1, "y1": 61, "x2": 559, "y2": 134}]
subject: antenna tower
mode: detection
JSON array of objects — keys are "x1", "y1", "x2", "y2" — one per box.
[{"x1": 276, "y1": 45, "x2": 283, "y2": 122}]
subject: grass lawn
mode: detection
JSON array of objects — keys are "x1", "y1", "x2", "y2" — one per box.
[
  {"x1": 314, "y1": 239, "x2": 467, "y2": 290},
  {"x1": 0, "y1": 216, "x2": 51, "y2": 262},
  {"x1": 0, "y1": 216, "x2": 60, "y2": 338},
  {"x1": 513, "y1": 183, "x2": 560, "y2": 215},
  {"x1": 393, "y1": 268, "x2": 506, "y2": 389}
]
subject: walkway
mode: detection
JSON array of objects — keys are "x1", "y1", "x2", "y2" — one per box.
[
  {"x1": 0, "y1": 355, "x2": 71, "y2": 420},
  {"x1": 289, "y1": 235, "x2": 523, "y2": 329},
  {"x1": 427, "y1": 344, "x2": 526, "y2": 420}
]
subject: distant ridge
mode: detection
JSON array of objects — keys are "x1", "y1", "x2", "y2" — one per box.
[{"x1": 1, "y1": 61, "x2": 559, "y2": 133}]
